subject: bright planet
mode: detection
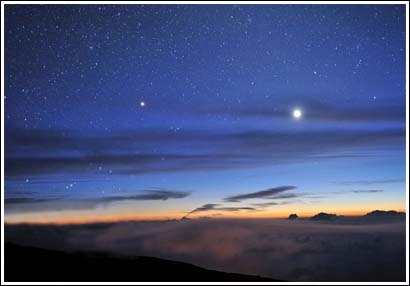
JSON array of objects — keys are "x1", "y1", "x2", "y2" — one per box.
[{"x1": 293, "y1": 108, "x2": 302, "y2": 119}]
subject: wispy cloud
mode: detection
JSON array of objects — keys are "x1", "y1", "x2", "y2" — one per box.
[
  {"x1": 250, "y1": 201, "x2": 293, "y2": 207},
  {"x1": 5, "y1": 127, "x2": 405, "y2": 178},
  {"x1": 351, "y1": 190, "x2": 384, "y2": 193},
  {"x1": 5, "y1": 197, "x2": 59, "y2": 204},
  {"x1": 224, "y1": 186, "x2": 296, "y2": 202},
  {"x1": 209, "y1": 97, "x2": 406, "y2": 123},
  {"x1": 183, "y1": 203, "x2": 255, "y2": 218},
  {"x1": 335, "y1": 179, "x2": 405, "y2": 185},
  {"x1": 5, "y1": 190, "x2": 191, "y2": 213},
  {"x1": 98, "y1": 190, "x2": 190, "y2": 202}
]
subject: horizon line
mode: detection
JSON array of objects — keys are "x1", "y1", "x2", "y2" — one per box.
[{"x1": 4, "y1": 208, "x2": 406, "y2": 226}]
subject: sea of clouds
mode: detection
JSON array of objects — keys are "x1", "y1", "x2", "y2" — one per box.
[{"x1": 5, "y1": 218, "x2": 406, "y2": 281}]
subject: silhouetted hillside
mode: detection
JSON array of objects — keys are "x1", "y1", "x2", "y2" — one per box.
[{"x1": 4, "y1": 243, "x2": 279, "y2": 282}]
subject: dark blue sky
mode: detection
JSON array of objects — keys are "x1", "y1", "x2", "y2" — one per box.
[{"x1": 4, "y1": 4, "x2": 406, "y2": 222}]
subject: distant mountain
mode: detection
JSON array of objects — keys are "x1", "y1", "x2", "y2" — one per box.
[
  {"x1": 364, "y1": 210, "x2": 405, "y2": 219},
  {"x1": 288, "y1": 214, "x2": 298, "y2": 220},
  {"x1": 310, "y1": 212, "x2": 338, "y2": 221},
  {"x1": 4, "y1": 243, "x2": 279, "y2": 282},
  {"x1": 302, "y1": 210, "x2": 405, "y2": 222}
]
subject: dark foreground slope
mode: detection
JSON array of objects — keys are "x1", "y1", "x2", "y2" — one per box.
[{"x1": 5, "y1": 243, "x2": 278, "y2": 282}]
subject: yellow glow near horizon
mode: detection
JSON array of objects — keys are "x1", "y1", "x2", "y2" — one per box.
[{"x1": 4, "y1": 202, "x2": 405, "y2": 225}]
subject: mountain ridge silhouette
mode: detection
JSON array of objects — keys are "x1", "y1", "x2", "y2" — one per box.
[{"x1": 5, "y1": 242, "x2": 280, "y2": 282}]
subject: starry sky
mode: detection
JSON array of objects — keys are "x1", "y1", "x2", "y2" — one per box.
[{"x1": 4, "y1": 4, "x2": 406, "y2": 224}]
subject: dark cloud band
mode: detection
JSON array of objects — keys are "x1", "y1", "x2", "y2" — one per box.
[{"x1": 224, "y1": 186, "x2": 296, "y2": 202}]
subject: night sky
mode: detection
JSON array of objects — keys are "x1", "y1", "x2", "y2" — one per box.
[{"x1": 4, "y1": 4, "x2": 406, "y2": 223}]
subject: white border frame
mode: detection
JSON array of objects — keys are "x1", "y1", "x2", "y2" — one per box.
[{"x1": 1, "y1": 1, "x2": 408, "y2": 285}]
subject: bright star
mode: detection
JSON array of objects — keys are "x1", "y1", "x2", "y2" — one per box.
[
  {"x1": 293, "y1": 108, "x2": 302, "y2": 119},
  {"x1": 140, "y1": 101, "x2": 145, "y2": 107}
]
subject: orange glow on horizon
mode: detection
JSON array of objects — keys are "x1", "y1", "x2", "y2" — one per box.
[{"x1": 5, "y1": 204, "x2": 406, "y2": 225}]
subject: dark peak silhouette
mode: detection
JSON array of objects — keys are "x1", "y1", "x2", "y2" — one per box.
[
  {"x1": 365, "y1": 210, "x2": 405, "y2": 218},
  {"x1": 288, "y1": 214, "x2": 298, "y2": 220},
  {"x1": 5, "y1": 243, "x2": 279, "y2": 282},
  {"x1": 311, "y1": 212, "x2": 338, "y2": 220}
]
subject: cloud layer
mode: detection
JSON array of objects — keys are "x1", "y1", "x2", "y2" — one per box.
[
  {"x1": 5, "y1": 126, "x2": 405, "y2": 178},
  {"x1": 5, "y1": 218, "x2": 406, "y2": 282}
]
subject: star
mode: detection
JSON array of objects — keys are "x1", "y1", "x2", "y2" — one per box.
[{"x1": 139, "y1": 101, "x2": 145, "y2": 107}]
